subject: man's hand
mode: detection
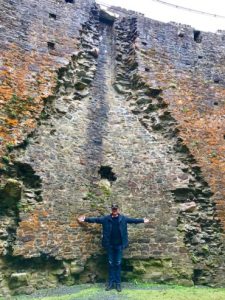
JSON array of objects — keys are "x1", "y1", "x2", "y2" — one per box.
[
  {"x1": 78, "y1": 215, "x2": 85, "y2": 222},
  {"x1": 143, "y1": 218, "x2": 149, "y2": 223}
]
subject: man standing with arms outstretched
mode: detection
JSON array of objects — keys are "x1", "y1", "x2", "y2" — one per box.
[{"x1": 78, "y1": 204, "x2": 149, "y2": 292}]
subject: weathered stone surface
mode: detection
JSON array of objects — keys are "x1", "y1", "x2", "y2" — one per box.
[
  {"x1": 3, "y1": 179, "x2": 22, "y2": 201},
  {"x1": 4, "y1": 11, "x2": 194, "y2": 290},
  {"x1": 74, "y1": 81, "x2": 88, "y2": 90},
  {"x1": 112, "y1": 15, "x2": 225, "y2": 287},
  {"x1": 180, "y1": 202, "x2": 197, "y2": 212},
  {"x1": 10, "y1": 273, "x2": 29, "y2": 285},
  {"x1": 70, "y1": 262, "x2": 84, "y2": 275},
  {"x1": 0, "y1": 0, "x2": 95, "y2": 157}
]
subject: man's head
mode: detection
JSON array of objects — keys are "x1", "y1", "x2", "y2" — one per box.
[{"x1": 111, "y1": 204, "x2": 119, "y2": 216}]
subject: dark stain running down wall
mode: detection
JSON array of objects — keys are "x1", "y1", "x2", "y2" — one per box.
[
  {"x1": 84, "y1": 22, "x2": 112, "y2": 183},
  {"x1": 0, "y1": 0, "x2": 225, "y2": 296}
]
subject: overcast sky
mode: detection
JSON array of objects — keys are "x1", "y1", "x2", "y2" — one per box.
[{"x1": 96, "y1": 0, "x2": 225, "y2": 32}]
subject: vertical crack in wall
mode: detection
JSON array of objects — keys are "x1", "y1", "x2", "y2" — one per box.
[
  {"x1": 80, "y1": 13, "x2": 118, "y2": 218},
  {"x1": 84, "y1": 22, "x2": 112, "y2": 183},
  {"x1": 113, "y1": 16, "x2": 225, "y2": 286}
]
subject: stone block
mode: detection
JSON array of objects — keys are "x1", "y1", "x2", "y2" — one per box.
[
  {"x1": 10, "y1": 273, "x2": 29, "y2": 288},
  {"x1": 180, "y1": 202, "x2": 197, "y2": 212},
  {"x1": 70, "y1": 264, "x2": 84, "y2": 275},
  {"x1": 3, "y1": 179, "x2": 22, "y2": 201}
]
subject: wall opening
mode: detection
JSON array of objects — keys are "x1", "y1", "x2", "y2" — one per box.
[
  {"x1": 49, "y1": 13, "x2": 57, "y2": 20},
  {"x1": 99, "y1": 10, "x2": 116, "y2": 25},
  {"x1": 12, "y1": 162, "x2": 42, "y2": 189},
  {"x1": 213, "y1": 78, "x2": 220, "y2": 83},
  {"x1": 178, "y1": 31, "x2": 184, "y2": 37},
  {"x1": 47, "y1": 42, "x2": 55, "y2": 50},
  {"x1": 98, "y1": 166, "x2": 117, "y2": 182},
  {"x1": 193, "y1": 30, "x2": 202, "y2": 43},
  {"x1": 65, "y1": 0, "x2": 74, "y2": 3},
  {"x1": 193, "y1": 269, "x2": 203, "y2": 284},
  {"x1": 145, "y1": 87, "x2": 162, "y2": 98}
]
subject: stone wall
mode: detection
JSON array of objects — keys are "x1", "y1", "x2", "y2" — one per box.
[
  {"x1": 135, "y1": 17, "x2": 225, "y2": 229},
  {"x1": 134, "y1": 16, "x2": 225, "y2": 285},
  {"x1": 0, "y1": 0, "x2": 225, "y2": 296},
  {"x1": 0, "y1": 0, "x2": 94, "y2": 157},
  {"x1": 113, "y1": 15, "x2": 225, "y2": 286}
]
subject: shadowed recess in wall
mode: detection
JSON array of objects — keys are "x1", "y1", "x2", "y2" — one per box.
[
  {"x1": 84, "y1": 21, "x2": 113, "y2": 183},
  {"x1": 98, "y1": 166, "x2": 117, "y2": 183}
]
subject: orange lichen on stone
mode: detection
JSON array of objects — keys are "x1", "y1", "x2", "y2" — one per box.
[
  {"x1": 0, "y1": 39, "x2": 78, "y2": 157},
  {"x1": 140, "y1": 46, "x2": 225, "y2": 228}
]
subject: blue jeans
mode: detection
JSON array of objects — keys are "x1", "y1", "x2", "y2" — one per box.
[{"x1": 107, "y1": 245, "x2": 123, "y2": 285}]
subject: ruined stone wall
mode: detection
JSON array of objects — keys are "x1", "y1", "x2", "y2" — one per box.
[
  {"x1": 113, "y1": 15, "x2": 225, "y2": 286},
  {"x1": 134, "y1": 17, "x2": 225, "y2": 285},
  {"x1": 0, "y1": 0, "x2": 225, "y2": 296},
  {"x1": 0, "y1": 0, "x2": 94, "y2": 156},
  {"x1": 135, "y1": 18, "x2": 225, "y2": 228}
]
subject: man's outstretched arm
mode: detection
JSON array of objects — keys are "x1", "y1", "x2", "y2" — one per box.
[
  {"x1": 78, "y1": 215, "x2": 104, "y2": 224},
  {"x1": 126, "y1": 217, "x2": 150, "y2": 224}
]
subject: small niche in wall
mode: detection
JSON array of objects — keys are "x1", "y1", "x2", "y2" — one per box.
[
  {"x1": 98, "y1": 166, "x2": 117, "y2": 182},
  {"x1": 47, "y1": 42, "x2": 55, "y2": 51},
  {"x1": 193, "y1": 30, "x2": 202, "y2": 43},
  {"x1": 178, "y1": 30, "x2": 184, "y2": 37},
  {"x1": 49, "y1": 13, "x2": 57, "y2": 20},
  {"x1": 65, "y1": 0, "x2": 74, "y2": 3},
  {"x1": 213, "y1": 75, "x2": 220, "y2": 83},
  {"x1": 99, "y1": 9, "x2": 116, "y2": 25}
]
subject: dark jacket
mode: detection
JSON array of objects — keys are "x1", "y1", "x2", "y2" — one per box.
[{"x1": 84, "y1": 214, "x2": 144, "y2": 249}]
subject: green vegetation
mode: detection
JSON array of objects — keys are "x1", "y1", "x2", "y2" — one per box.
[
  {"x1": 125, "y1": 285, "x2": 225, "y2": 300},
  {"x1": 5, "y1": 94, "x2": 35, "y2": 119},
  {"x1": 87, "y1": 191, "x2": 106, "y2": 207},
  {"x1": 2, "y1": 156, "x2": 10, "y2": 164},
  {"x1": 16, "y1": 202, "x2": 33, "y2": 213},
  {"x1": 86, "y1": 180, "x2": 112, "y2": 212},
  {"x1": 190, "y1": 140, "x2": 199, "y2": 148},
  {"x1": 40, "y1": 109, "x2": 49, "y2": 120},
  {"x1": 209, "y1": 151, "x2": 217, "y2": 158},
  {"x1": 6, "y1": 142, "x2": 14, "y2": 151},
  {"x1": 8, "y1": 284, "x2": 225, "y2": 300},
  {"x1": 181, "y1": 106, "x2": 190, "y2": 113}
]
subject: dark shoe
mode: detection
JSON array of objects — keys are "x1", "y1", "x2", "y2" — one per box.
[
  {"x1": 105, "y1": 283, "x2": 114, "y2": 291},
  {"x1": 116, "y1": 284, "x2": 122, "y2": 292}
]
